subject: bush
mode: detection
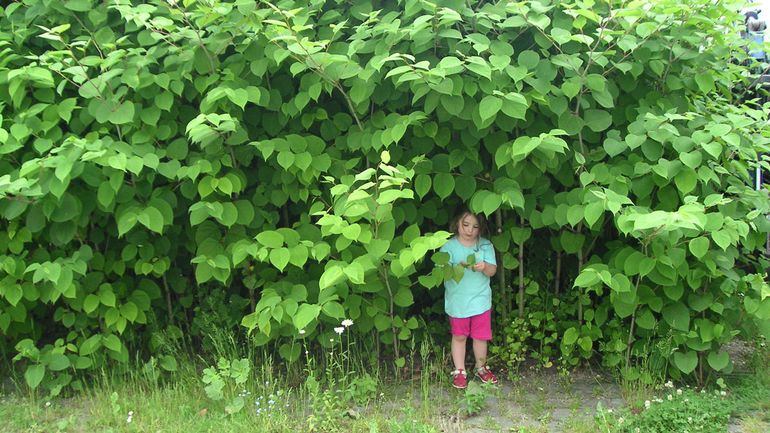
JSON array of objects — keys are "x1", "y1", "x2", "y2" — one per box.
[{"x1": 1, "y1": 0, "x2": 769, "y2": 395}]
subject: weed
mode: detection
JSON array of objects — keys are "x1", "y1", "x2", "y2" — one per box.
[{"x1": 459, "y1": 381, "x2": 495, "y2": 417}]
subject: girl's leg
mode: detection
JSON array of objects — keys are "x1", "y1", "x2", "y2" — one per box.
[
  {"x1": 472, "y1": 338, "x2": 488, "y2": 369},
  {"x1": 451, "y1": 335, "x2": 467, "y2": 371}
]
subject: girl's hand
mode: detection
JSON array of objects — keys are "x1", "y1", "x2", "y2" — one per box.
[{"x1": 472, "y1": 261, "x2": 486, "y2": 272}]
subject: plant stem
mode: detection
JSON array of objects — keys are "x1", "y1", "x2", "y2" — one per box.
[{"x1": 518, "y1": 216, "x2": 525, "y2": 318}]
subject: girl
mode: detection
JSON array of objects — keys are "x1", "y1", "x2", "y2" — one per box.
[{"x1": 440, "y1": 207, "x2": 498, "y2": 389}]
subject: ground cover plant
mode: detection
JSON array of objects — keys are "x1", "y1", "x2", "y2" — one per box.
[{"x1": 1, "y1": 0, "x2": 770, "y2": 424}]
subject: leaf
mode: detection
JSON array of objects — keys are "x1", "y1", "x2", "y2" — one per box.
[
  {"x1": 584, "y1": 109, "x2": 612, "y2": 132},
  {"x1": 343, "y1": 262, "x2": 365, "y2": 284},
  {"x1": 48, "y1": 353, "x2": 71, "y2": 371},
  {"x1": 584, "y1": 201, "x2": 604, "y2": 227},
  {"x1": 138, "y1": 206, "x2": 165, "y2": 234},
  {"x1": 662, "y1": 302, "x2": 690, "y2": 331},
  {"x1": 117, "y1": 209, "x2": 138, "y2": 237},
  {"x1": 269, "y1": 248, "x2": 290, "y2": 271},
  {"x1": 680, "y1": 151, "x2": 702, "y2": 169},
  {"x1": 24, "y1": 364, "x2": 45, "y2": 390},
  {"x1": 415, "y1": 174, "x2": 431, "y2": 199},
  {"x1": 79, "y1": 334, "x2": 101, "y2": 356},
  {"x1": 688, "y1": 237, "x2": 709, "y2": 259},
  {"x1": 433, "y1": 173, "x2": 455, "y2": 200},
  {"x1": 108, "y1": 101, "x2": 135, "y2": 125},
  {"x1": 104, "y1": 334, "x2": 121, "y2": 352},
  {"x1": 160, "y1": 355, "x2": 178, "y2": 372},
  {"x1": 293, "y1": 304, "x2": 321, "y2": 330},
  {"x1": 563, "y1": 327, "x2": 578, "y2": 345},
  {"x1": 711, "y1": 230, "x2": 731, "y2": 250},
  {"x1": 501, "y1": 93, "x2": 528, "y2": 119},
  {"x1": 322, "y1": 301, "x2": 346, "y2": 319},
  {"x1": 319, "y1": 265, "x2": 344, "y2": 290},
  {"x1": 256, "y1": 231, "x2": 284, "y2": 248},
  {"x1": 277, "y1": 151, "x2": 295, "y2": 169},
  {"x1": 288, "y1": 245, "x2": 309, "y2": 268},
  {"x1": 518, "y1": 50, "x2": 539, "y2": 69},
  {"x1": 478, "y1": 95, "x2": 502, "y2": 122},
  {"x1": 481, "y1": 193, "x2": 501, "y2": 216},
  {"x1": 84, "y1": 294, "x2": 100, "y2": 313},
  {"x1": 707, "y1": 351, "x2": 729, "y2": 371},
  {"x1": 393, "y1": 287, "x2": 414, "y2": 307},
  {"x1": 672, "y1": 351, "x2": 698, "y2": 374}
]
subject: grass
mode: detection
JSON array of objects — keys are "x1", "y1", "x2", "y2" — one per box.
[{"x1": 0, "y1": 335, "x2": 768, "y2": 433}]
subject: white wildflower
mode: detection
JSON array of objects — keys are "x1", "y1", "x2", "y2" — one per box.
[
  {"x1": 334, "y1": 326, "x2": 344, "y2": 335},
  {"x1": 644, "y1": 400, "x2": 651, "y2": 409},
  {"x1": 607, "y1": 408, "x2": 613, "y2": 413},
  {"x1": 618, "y1": 417, "x2": 624, "y2": 424},
  {"x1": 667, "y1": 394, "x2": 673, "y2": 401},
  {"x1": 299, "y1": 329, "x2": 306, "y2": 335},
  {"x1": 341, "y1": 319, "x2": 354, "y2": 327},
  {"x1": 665, "y1": 380, "x2": 674, "y2": 388},
  {"x1": 688, "y1": 417, "x2": 693, "y2": 423},
  {"x1": 677, "y1": 389, "x2": 682, "y2": 395},
  {"x1": 720, "y1": 390, "x2": 727, "y2": 396},
  {"x1": 45, "y1": 401, "x2": 51, "y2": 408}
]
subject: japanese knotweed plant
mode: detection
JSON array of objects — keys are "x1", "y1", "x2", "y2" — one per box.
[{"x1": 1, "y1": 0, "x2": 769, "y2": 394}]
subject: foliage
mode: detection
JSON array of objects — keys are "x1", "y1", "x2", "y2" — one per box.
[
  {"x1": 201, "y1": 357, "x2": 251, "y2": 414},
  {"x1": 597, "y1": 387, "x2": 735, "y2": 433},
  {"x1": 1, "y1": 0, "x2": 769, "y2": 393},
  {"x1": 490, "y1": 315, "x2": 531, "y2": 373},
  {"x1": 459, "y1": 381, "x2": 495, "y2": 417}
]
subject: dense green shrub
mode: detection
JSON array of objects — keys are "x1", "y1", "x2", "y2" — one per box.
[{"x1": 1, "y1": 0, "x2": 769, "y2": 394}]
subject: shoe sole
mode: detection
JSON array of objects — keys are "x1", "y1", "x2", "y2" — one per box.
[{"x1": 477, "y1": 376, "x2": 498, "y2": 384}]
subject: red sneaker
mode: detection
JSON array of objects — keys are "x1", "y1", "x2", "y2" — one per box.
[
  {"x1": 475, "y1": 366, "x2": 498, "y2": 384},
  {"x1": 451, "y1": 369, "x2": 467, "y2": 389}
]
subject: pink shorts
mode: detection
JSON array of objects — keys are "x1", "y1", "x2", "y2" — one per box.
[{"x1": 449, "y1": 309, "x2": 492, "y2": 341}]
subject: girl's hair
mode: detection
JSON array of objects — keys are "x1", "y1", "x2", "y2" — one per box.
[
  {"x1": 746, "y1": 11, "x2": 767, "y2": 32},
  {"x1": 448, "y1": 206, "x2": 487, "y2": 236}
]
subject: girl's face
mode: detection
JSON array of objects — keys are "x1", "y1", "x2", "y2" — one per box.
[{"x1": 458, "y1": 213, "x2": 480, "y2": 243}]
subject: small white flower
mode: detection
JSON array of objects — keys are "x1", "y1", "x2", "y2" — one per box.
[
  {"x1": 644, "y1": 400, "x2": 651, "y2": 408},
  {"x1": 667, "y1": 394, "x2": 673, "y2": 401},
  {"x1": 299, "y1": 329, "x2": 306, "y2": 335},
  {"x1": 618, "y1": 417, "x2": 624, "y2": 424},
  {"x1": 665, "y1": 380, "x2": 674, "y2": 388},
  {"x1": 329, "y1": 338, "x2": 334, "y2": 342},
  {"x1": 334, "y1": 326, "x2": 344, "y2": 335},
  {"x1": 688, "y1": 417, "x2": 693, "y2": 422},
  {"x1": 607, "y1": 408, "x2": 613, "y2": 413},
  {"x1": 720, "y1": 390, "x2": 727, "y2": 396},
  {"x1": 45, "y1": 402, "x2": 51, "y2": 408},
  {"x1": 341, "y1": 319, "x2": 354, "y2": 327},
  {"x1": 677, "y1": 389, "x2": 683, "y2": 395},
  {"x1": 128, "y1": 411, "x2": 134, "y2": 416}
]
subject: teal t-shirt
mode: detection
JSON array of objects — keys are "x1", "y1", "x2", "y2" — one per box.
[{"x1": 440, "y1": 237, "x2": 497, "y2": 318}]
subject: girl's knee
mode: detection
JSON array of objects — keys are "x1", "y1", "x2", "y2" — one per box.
[{"x1": 452, "y1": 335, "x2": 468, "y2": 343}]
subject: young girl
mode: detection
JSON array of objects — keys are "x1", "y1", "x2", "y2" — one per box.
[{"x1": 440, "y1": 207, "x2": 498, "y2": 389}]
